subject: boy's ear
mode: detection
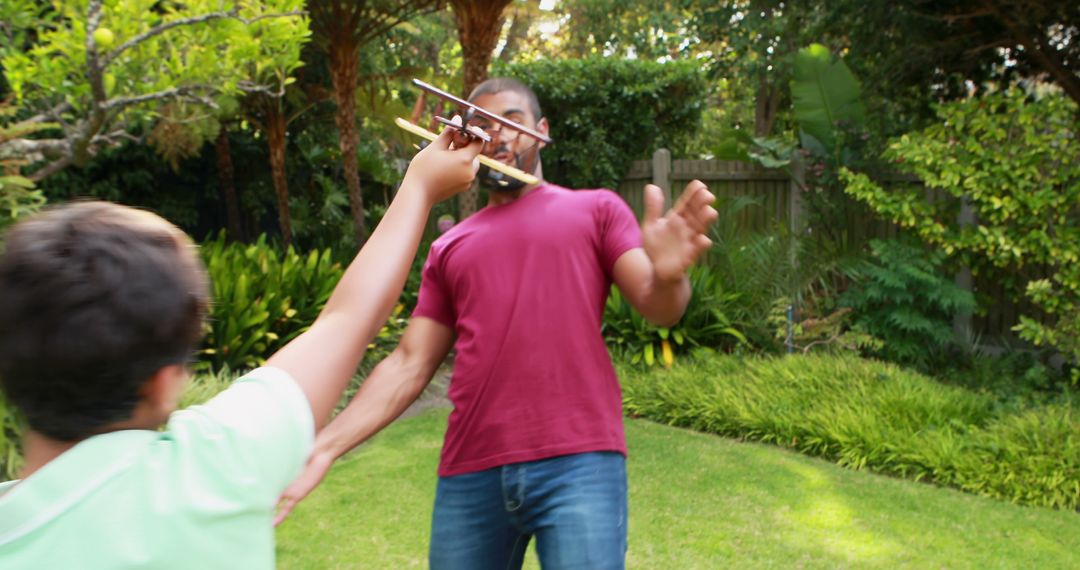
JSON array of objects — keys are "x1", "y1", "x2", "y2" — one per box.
[{"x1": 140, "y1": 364, "x2": 189, "y2": 417}]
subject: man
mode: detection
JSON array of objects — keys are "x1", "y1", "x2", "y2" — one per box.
[
  {"x1": 276, "y1": 78, "x2": 718, "y2": 569},
  {"x1": 0, "y1": 125, "x2": 482, "y2": 568}
]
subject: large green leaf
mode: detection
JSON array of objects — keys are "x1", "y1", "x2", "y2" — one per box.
[{"x1": 791, "y1": 43, "x2": 865, "y2": 153}]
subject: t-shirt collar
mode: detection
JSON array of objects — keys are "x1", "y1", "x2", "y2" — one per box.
[{"x1": 0, "y1": 430, "x2": 159, "y2": 545}]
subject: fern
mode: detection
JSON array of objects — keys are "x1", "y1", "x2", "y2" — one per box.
[{"x1": 842, "y1": 239, "x2": 975, "y2": 367}]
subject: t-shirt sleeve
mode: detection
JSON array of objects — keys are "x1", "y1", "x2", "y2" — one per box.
[
  {"x1": 165, "y1": 366, "x2": 314, "y2": 507},
  {"x1": 597, "y1": 190, "x2": 643, "y2": 276},
  {"x1": 412, "y1": 245, "x2": 456, "y2": 327}
]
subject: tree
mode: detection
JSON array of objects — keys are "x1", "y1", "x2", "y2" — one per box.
[
  {"x1": 308, "y1": 0, "x2": 441, "y2": 245},
  {"x1": 842, "y1": 91, "x2": 1080, "y2": 379},
  {"x1": 448, "y1": 0, "x2": 513, "y2": 217},
  {"x1": 0, "y1": 0, "x2": 308, "y2": 181},
  {"x1": 505, "y1": 58, "x2": 707, "y2": 190},
  {"x1": 899, "y1": 0, "x2": 1080, "y2": 107}
]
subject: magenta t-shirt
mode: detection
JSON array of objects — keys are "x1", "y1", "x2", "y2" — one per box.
[{"x1": 413, "y1": 183, "x2": 642, "y2": 476}]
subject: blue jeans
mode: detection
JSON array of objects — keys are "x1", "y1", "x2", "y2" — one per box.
[{"x1": 429, "y1": 451, "x2": 628, "y2": 570}]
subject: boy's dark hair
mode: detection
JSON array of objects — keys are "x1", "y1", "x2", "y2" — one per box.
[
  {"x1": 468, "y1": 77, "x2": 543, "y2": 121},
  {"x1": 0, "y1": 201, "x2": 209, "y2": 441}
]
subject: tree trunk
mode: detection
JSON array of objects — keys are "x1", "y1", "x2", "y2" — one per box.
[
  {"x1": 214, "y1": 127, "x2": 244, "y2": 241},
  {"x1": 754, "y1": 75, "x2": 781, "y2": 137},
  {"x1": 265, "y1": 105, "x2": 293, "y2": 248},
  {"x1": 329, "y1": 34, "x2": 367, "y2": 245},
  {"x1": 498, "y1": 9, "x2": 531, "y2": 63},
  {"x1": 452, "y1": 0, "x2": 513, "y2": 218}
]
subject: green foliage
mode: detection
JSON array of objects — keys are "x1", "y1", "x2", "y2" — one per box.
[
  {"x1": 199, "y1": 234, "x2": 343, "y2": 370},
  {"x1": 500, "y1": 57, "x2": 707, "y2": 190},
  {"x1": 0, "y1": 173, "x2": 44, "y2": 232},
  {"x1": 0, "y1": 389, "x2": 24, "y2": 480},
  {"x1": 0, "y1": 100, "x2": 48, "y2": 230},
  {"x1": 842, "y1": 90, "x2": 1080, "y2": 379},
  {"x1": 841, "y1": 239, "x2": 975, "y2": 367},
  {"x1": 767, "y1": 302, "x2": 881, "y2": 356},
  {"x1": 603, "y1": 266, "x2": 746, "y2": 367},
  {"x1": 621, "y1": 353, "x2": 1080, "y2": 510},
  {"x1": 791, "y1": 43, "x2": 866, "y2": 154},
  {"x1": 0, "y1": 0, "x2": 309, "y2": 174}
]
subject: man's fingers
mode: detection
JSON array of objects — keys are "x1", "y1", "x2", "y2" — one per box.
[
  {"x1": 643, "y1": 184, "x2": 664, "y2": 225},
  {"x1": 683, "y1": 203, "x2": 719, "y2": 235},
  {"x1": 672, "y1": 179, "x2": 708, "y2": 216}
]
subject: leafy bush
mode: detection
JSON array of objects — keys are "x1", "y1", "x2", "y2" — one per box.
[
  {"x1": 841, "y1": 238, "x2": 975, "y2": 367},
  {"x1": 603, "y1": 266, "x2": 746, "y2": 366},
  {"x1": 0, "y1": 389, "x2": 23, "y2": 480},
  {"x1": 842, "y1": 90, "x2": 1080, "y2": 381},
  {"x1": 199, "y1": 234, "x2": 343, "y2": 371},
  {"x1": 500, "y1": 57, "x2": 707, "y2": 190},
  {"x1": 621, "y1": 353, "x2": 1080, "y2": 510}
]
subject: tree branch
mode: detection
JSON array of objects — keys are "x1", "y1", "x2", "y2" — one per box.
[
  {"x1": 103, "y1": 85, "x2": 219, "y2": 111},
  {"x1": 28, "y1": 156, "x2": 73, "y2": 182},
  {"x1": 100, "y1": 10, "x2": 305, "y2": 69}
]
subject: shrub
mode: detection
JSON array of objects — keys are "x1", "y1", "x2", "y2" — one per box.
[
  {"x1": 621, "y1": 353, "x2": 1080, "y2": 510},
  {"x1": 841, "y1": 238, "x2": 975, "y2": 367},
  {"x1": 0, "y1": 389, "x2": 23, "y2": 480},
  {"x1": 199, "y1": 234, "x2": 343, "y2": 371},
  {"x1": 603, "y1": 265, "x2": 747, "y2": 366},
  {"x1": 500, "y1": 57, "x2": 707, "y2": 190}
]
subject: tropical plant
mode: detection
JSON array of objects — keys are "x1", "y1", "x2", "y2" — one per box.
[
  {"x1": 604, "y1": 265, "x2": 747, "y2": 366},
  {"x1": 199, "y1": 234, "x2": 343, "y2": 371}
]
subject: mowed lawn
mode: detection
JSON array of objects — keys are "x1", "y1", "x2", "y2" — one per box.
[{"x1": 276, "y1": 409, "x2": 1080, "y2": 569}]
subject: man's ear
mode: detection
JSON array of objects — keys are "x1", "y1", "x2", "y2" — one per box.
[{"x1": 536, "y1": 117, "x2": 550, "y2": 151}]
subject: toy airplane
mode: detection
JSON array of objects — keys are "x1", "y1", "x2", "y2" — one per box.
[{"x1": 396, "y1": 78, "x2": 552, "y2": 187}]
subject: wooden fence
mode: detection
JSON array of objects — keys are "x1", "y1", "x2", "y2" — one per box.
[{"x1": 617, "y1": 149, "x2": 1029, "y2": 343}]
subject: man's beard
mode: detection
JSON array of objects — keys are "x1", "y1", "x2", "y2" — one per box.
[{"x1": 478, "y1": 142, "x2": 540, "y2": 192}]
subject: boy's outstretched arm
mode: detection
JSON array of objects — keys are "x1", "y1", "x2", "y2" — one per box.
[{"x1": 266, "y1": 125, "x2": 481, "y2": 429}]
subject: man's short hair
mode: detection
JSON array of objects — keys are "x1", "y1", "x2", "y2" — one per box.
[
  {"x1": 0, "y1": 201, "x2": 209, "y2": 441},
  {"x1": 468, "y1": 77, "x2": 543, "y2": 121}
]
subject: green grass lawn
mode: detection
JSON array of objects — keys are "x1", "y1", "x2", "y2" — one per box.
[{"x1": 275, "y1": 409, "x2": 1080, "y2": 569}]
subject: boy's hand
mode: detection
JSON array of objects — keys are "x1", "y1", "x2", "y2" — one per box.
[
  {"x1": 402, "y1": 117, "x2": 484, "y2": 205},
  {"x1": 273, "y1": 451, "x2": 335, "y2": 526}
]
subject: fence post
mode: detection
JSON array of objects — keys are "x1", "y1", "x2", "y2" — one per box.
[
  {"x1": 954, "y1": 196, "x2": 975, "y2": 345},
  {"x1": 652, "y1": 148, "x2": 672, "y2": 206},
  {"x1": 788, "y1": 155, "x2": 804, "y2": 235}
]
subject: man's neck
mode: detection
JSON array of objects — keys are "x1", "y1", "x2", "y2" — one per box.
[
  {"x1": 486, "y1": 162, "x2": 545, "y2": 207},
  {"x1": 487, "y1": 181, "x2": 543, "y2": 206}
]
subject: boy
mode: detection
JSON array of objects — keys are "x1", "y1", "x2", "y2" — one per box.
[{"x1": 0, "y1": 125, "x2": 482, "y2": 568}]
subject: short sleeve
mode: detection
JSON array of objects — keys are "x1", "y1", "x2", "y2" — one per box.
[
  {"x1": 412, "y1": 245, "x2": 456, "y2": 327},
  {"x1": 597, "y1": 190, "x2": 643, "y2": 276},
  {"x1": 165, "y1": 367, "x2": 314, "y2": 506}
]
